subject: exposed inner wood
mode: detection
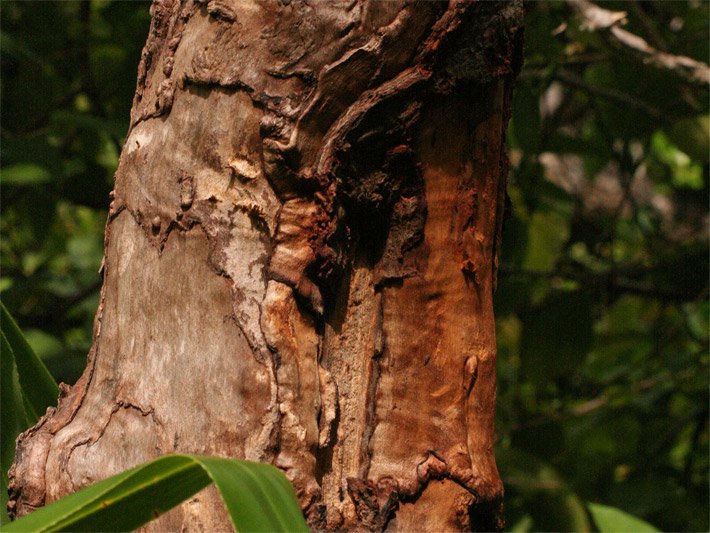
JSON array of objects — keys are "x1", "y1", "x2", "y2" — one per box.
[{"x1": 8, "y1": 1, "x2": 523, "y2": 530}]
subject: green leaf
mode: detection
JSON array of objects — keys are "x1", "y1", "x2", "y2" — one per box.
[
  {"x1": 0, "y1": 304, "x2": 59, "y2": 524},
  {"x1": 497, "y1": 446, "x2": 592, "y2": 532},
  {"x1": 1, "y1": 332, "x2": 32, "y2": 525},
  {"x1": 668, "y1": 115, "x2": 710, "y2": 163},
  {"x1": 522, "y1": 210, "x2": 570, "y2": 273},
  {"x1": 24, "y1": 329, "x2": 64, "y2": 361},
  {"x1": 5, "y1": 454, "x2": 308, "y2": 533},
  {"x1": 0, "y1": 164, "x2": 52, "y2": 185},
  {"x1": 1, "y1": 302, "x2": 59, "y2": 422},
  {"x1": 650, "y1": 130, "x2": 704, "y2": 189},
  {"x1": 588, "y1": 502, "x2": 660, "y2": 532}
]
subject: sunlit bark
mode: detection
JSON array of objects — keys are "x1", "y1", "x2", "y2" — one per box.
[{"x1": 10, "y1": 1, "x2": 522, "y2": 530}]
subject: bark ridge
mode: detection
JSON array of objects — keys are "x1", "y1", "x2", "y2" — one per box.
[{"x1": 9, "y1": 1, "x2": 523, "y2": 530}]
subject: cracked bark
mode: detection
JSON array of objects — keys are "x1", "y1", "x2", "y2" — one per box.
[{"x1": 8, "y1": 1, "x2": 523, "y2": 531}]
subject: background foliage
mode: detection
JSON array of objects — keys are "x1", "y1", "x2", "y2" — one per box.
[{"x1": 1, "y1": 1, "x2": 707, "y2": 531}]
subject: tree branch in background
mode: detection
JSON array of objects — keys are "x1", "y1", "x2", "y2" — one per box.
[
  {"x1": 568, "y1": 0, "x2": 710, "y2": 87},
  {"x1": 519, "y1": 67, "x2": 663, "y2": 120},
  {"x1": 505, "y1": 366, "x2": 700, "y2": 435},
  {"x1": 553, "y1": 68, "x2": 664, "y2": 120},
  {"x1": 627, "y1": 0, "x2": 668, "y2": 52},
  {"x1": 498, "y1": 264, "x2": 703, "y2": 302}
]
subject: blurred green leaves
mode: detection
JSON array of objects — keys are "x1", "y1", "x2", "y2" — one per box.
[
  {"x1": 497, "y1": 1, "x2": 708, "y2": 531},
  {"x1": 650, "y1": 129, "x2": 704, "y2": 190},
  {"x1": 0, "y1": 164, "x2": 52, "y2": 186},
  {"x1": 520, "y1": 290, "x2": 593, "y2": 384},
  {"x1": 498, "y1": 447, "x2": 592, "y2": 532},
  {"x1": 0, "y1": 1, "x2": 707, "y2": 531},
  {"x1": 1, "y1": 0, "x2": 150, "y2": 384}
]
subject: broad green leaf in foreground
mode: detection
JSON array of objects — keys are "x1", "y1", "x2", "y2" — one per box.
[
  {"x1": 5, "y1": 453, "x2": 308, "y2": 533},
  {"x1": 0, "y1": 301, "x2": 59, "y2": 422},
  {"x1": 1, "y1": 302, "x2": 59, "y2": 525},
  {"x1": 0, "y1": 332, "x2": 29, "y2": 526},
  {"x1": 588, "y1": 502, "x2": 660, "y2": 533}
]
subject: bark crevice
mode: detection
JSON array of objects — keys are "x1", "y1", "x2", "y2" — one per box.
[{"x1": 9, "y1": 2, "x2": 523, "y2": 530}]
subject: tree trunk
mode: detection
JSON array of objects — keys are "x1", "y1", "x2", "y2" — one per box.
[{"x1": 9, "y1": 1, "x2": 522, "y2": 530}]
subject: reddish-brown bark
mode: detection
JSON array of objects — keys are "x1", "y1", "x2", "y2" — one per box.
[{"x1": 9, "y1": 1, "x2": 522, "y2": 530}]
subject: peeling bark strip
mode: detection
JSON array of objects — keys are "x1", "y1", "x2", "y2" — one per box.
[{"x1": 9, "y1": 1, "x2": 522, "y2": 530}]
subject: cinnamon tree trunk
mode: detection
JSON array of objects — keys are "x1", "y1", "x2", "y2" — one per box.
[{"x1": 9, "y1": 1, "x2": 522, "y2": 530}]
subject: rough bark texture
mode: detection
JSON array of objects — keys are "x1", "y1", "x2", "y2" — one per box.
[{"x1": 9, "y1": 1, "x2": 522, "y2": 530}]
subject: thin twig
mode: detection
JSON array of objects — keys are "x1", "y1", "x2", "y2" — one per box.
[
  {"x1": 627, "y1": 0, "x2": 668, "y2": 52},
  {"x1": 521, "y1": 67, "x2": 664, "y2": 120}
]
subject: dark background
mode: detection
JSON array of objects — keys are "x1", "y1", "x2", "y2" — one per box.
[{"x1": 1, "y1": 1, "x2": 707, "y2": 530}]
